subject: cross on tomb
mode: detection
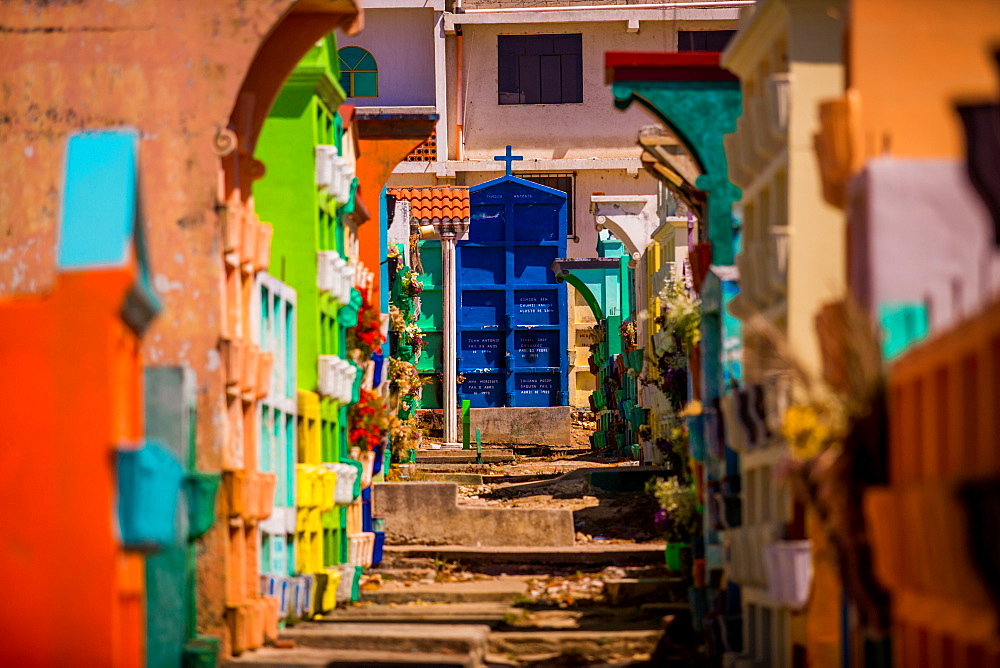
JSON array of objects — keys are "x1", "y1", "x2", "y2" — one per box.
[{"x1": 494, "y1": 145, "x2": 523, "y2": 176}]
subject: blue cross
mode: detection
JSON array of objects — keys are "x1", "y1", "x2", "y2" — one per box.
[{"x1": 494, "y1": 145, "x2": 523, "y2": 176}]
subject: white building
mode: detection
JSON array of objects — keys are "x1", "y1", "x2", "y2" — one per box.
[{"x1": 339, "y1": 0, "x2": 739, "y2": 407}]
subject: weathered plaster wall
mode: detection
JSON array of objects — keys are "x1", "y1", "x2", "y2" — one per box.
[
  {"x1": 0, "y1": 0, "x2": 359, "y2": 655},
  {"x1": 457, "y1": 20, "x2": 731, "y2": 159},
  {"x1": 338, "y1": 8, "x2": 437, "y2": 107}
]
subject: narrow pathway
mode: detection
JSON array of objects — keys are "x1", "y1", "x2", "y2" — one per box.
[{"x1": 229, "y1": 436, "x2": 703, "y2": 667}]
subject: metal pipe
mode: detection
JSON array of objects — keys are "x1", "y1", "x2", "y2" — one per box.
[
  {"x1": 463, "y1": 1, "x2": 753, "y2": 12},
  {"x1": 456, "y1": 32, "x2": 464, "y2": 162}
]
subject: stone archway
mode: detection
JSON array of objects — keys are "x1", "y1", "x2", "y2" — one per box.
[{"x1": 0, "y1": 1, "x2": 362, "y2": 661}]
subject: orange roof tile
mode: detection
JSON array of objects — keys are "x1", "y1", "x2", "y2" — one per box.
[{"x1": 387, "y1": 186, "x2": 470, "y2": 223}]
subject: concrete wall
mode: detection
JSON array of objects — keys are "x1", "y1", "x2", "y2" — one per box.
[
  {"x1": 373, "y1": 482, "x2": 575, "y2": 547},
  {"x1": 472, "y1": 406, "x2": 572, "y2": 447},
  {"x1": 339, "y1": 8, "x2": 438, "y2": 107}
]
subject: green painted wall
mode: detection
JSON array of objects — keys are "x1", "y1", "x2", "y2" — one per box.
[
  {"x1": 254, "y1": 34, "x2": 357, "y2": 571},
  {"x1": 256, "y1": 34, "x2": 346, "y2": 392},
  {"x1": 415, "y1": 241, "x2": 443, "y2": 408}
]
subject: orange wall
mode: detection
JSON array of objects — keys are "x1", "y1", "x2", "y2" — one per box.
[
  {"x1": 356, "y1": 137, "x2": 431, "y2": 303},
  {"x1": 849, "y1": 0, "x2": 1000, "y2": 159},
  {"x1": 0, "y1": 270, "x2": 144, "y2": 666}
]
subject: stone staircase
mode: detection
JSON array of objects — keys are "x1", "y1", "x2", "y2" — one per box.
[{"x1": 224, "y1": 449, "x2": 697, "y2": 667}]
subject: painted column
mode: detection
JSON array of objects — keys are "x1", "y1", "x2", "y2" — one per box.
[{"x1": 434, "y1": 219, "x2": 468, "y2": 445}]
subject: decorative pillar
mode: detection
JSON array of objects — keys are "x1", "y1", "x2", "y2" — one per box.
[{"x1": 432, "y1": 218, "x2": 469, "y2": 446}]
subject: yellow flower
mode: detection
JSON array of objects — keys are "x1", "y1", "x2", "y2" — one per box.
[{"x1": 782, "y1": 403, "x2": 843, "y2": 460}]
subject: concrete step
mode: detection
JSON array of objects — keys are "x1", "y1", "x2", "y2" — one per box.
[
  {"x1": 384, "y1": 543, "x2": 667, "y2": 568},
  {"x1": 603, "y1": 577, "x2": 687, "y2": 605},
  {"x1": 480, "y1": 473, "x2": 561, "y2": 485},
  {"x1": 360, "y1": 577, "x2": 530, "y2": 605},
  {"x1": 419, "y1": 472, "x2": 562, "y2": 485},
  {"x1": 279, "y1": 622, "x2": 490, "y2": 665},
  {"x1": 412, "y1": 463, "x2": 584, "y2": 474},
  {"x1": 487, "y1": 629, "x2": 664, "y2": 663},
  {"x1": 414, "y1": 453, "x2": 515, "y2": 465},
  {"x1": 322, "y1": 602, "x2": 515, "y2": 627},
  {"x1": 224, "y1": 646, "x2": 477, "y2": 667},
  {"x1": 419, "y1": 472, "x2": 489, "y2": 485},
  {"x1": 511, "y1": 446, "x2": 591, "y2": 458}
]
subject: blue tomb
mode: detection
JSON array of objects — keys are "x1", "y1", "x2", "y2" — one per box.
[{"x1": 456, "y1": 147, "x2": 569, "y2": 408}]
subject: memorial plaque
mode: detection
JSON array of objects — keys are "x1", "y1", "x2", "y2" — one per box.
[
  {"x1": 461, "y1": 331, "x2": 504, "y2": 368},
  {"x1": 461, "y1": 373, "x2": 505, "y2": 408},
  {"x1": 576, "y1": 329, "x2": 597, "y2": 347},
  {"x1": 514, "y1": 374, "x2": 560, "y2": 407},
  {"x1": 514, "y1": 330, "x2": 558, "y2": 367},
  {"x1": 515, "y1": 291, "x2": 558, "y2": 325}
]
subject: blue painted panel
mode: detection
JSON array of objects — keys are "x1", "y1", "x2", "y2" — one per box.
[
  {"x1": 513, "y1": 204, "x2": 561, "y2": 242},
  {"x1": 468, "y1": 204, "x2": 505, "y2": 243},
  {"x1": 460, "y1": 246, "x2": 506, "y2": 285},
  {"x1": 460, "y1": 373, "x2": 506, "y2": 408},
  {"x1": 515, "y1": 290, "x2": 559, "y2": 326},
  {"x1": 513, "y1": 330, "x2": 558, "y2": 368},
  {"x1": 59, "y1": 128, "x2": 139, "y2": 270},
  {"x1": 514, "y1": 374, "x2": 560, "y2": 407},
  {"x1": 459, "y1": 175, "x2": 568, "y2": 408},
  {"x1": 514, "y1": 247, "x2": 559, "y2": 284},
  {"x1": 461, "y1": 331, "x2": 505, "y2": 369},
  {"x1": 461, "y1": 290, "x2": 505, "y2": 327}
]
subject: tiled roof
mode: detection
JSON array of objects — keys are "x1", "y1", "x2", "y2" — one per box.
[{"x1": 387, "y1": 186, "x2": 470, "y2": 223}]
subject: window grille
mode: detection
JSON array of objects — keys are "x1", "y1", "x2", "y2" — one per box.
[{"x1": 519, "y1": 172, "x2": 576, "y2": 238}]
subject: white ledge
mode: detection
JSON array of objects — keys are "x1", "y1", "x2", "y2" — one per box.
[
  {"x1": 445, "y1": 6, "x2": 741, "y2": 30},
  {"x1": 394, "y1": 157, "x2": 643, "y2": 175},
  {"x1": 363, "y1": 0, "x2": 444, "y2": 9}
]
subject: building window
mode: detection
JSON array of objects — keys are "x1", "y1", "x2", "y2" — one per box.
[
  {"x1": 519, "y1": 173, "x2": 576, "y2": 238},
  {"x1": 677, "y1": 30, "x2": 736, "y2": 52},
  {"x1": 498, "y1": 34, "x2": 583, "y2": 105},
  {"x1": 338, "y1": 46, "x2": 378, "y2": 97}
]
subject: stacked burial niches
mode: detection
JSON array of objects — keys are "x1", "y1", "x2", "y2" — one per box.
[
  {"x1": 218, "y1": 179, "x2": 281, "y2": 651},
  {"x1": 253, "y1": 273, "x2": 299, "y2": 620},
  {"x1": 254, "y1": 33, "x2": 372, "y2": 620},
  {"x1": 722, "y1": 6, "x2": 847, "y2": 663},
  {"x1": 607, "y1": 51, "x2": 744, "y2": 649}
]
